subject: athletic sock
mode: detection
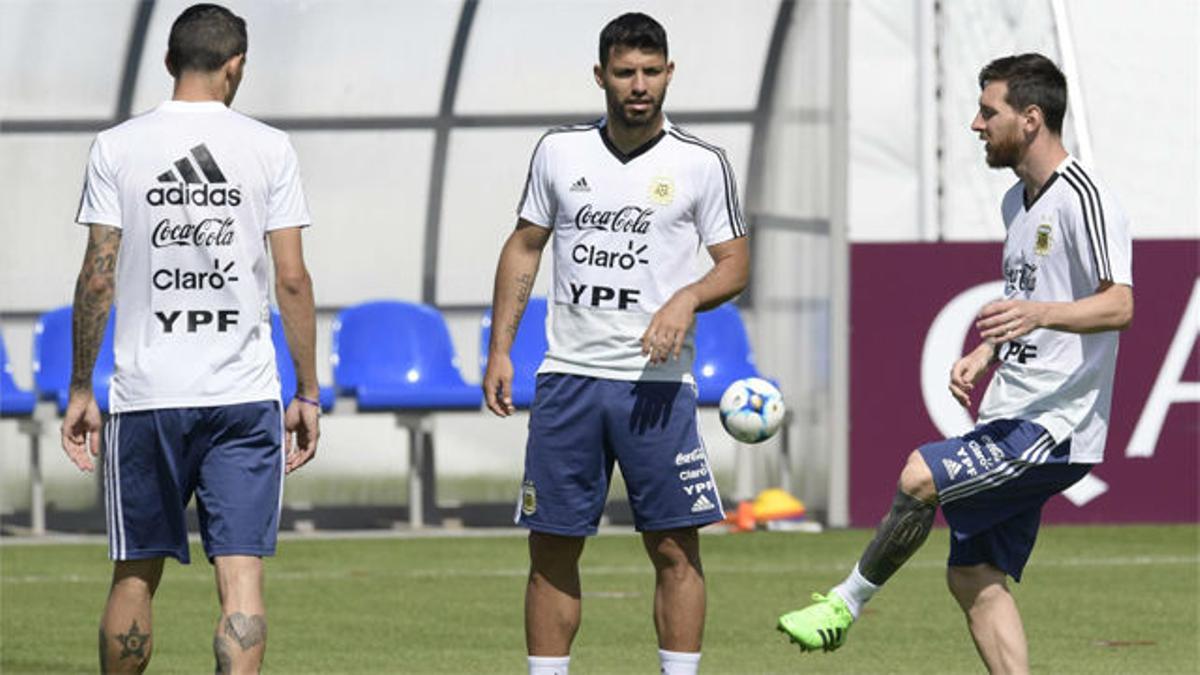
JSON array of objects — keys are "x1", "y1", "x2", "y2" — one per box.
[
  {"x1": 528, "y1": 655, "x2": 570, "y2": 675},
  {"x1": 658, "y1": 649, "x2": 701, "y2": 675},
  {"x1": 831, "y1": 563, "x2": 879, "y2": 619}
]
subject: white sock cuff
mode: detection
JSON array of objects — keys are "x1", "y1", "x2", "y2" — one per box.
[
  {"x1": 528, "y1": 655, "x2": 570, "y2": 675},
  {"x1": 659, "y1": 649, "x2": 702, "y2": 675}
]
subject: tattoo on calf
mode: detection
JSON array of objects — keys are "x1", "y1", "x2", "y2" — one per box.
[
  {"x1": 214, "y1": 634, "x2": 234, "y2": 674},
  {"x1": 115, "y1": 619, "x2": 149, "y2": 662},
  {"x1": 98, "y1": 627, "x2": 108, "y2": 673},
  {"x1": 224, "y1": 612, "x2": 267, "y2": 650}
]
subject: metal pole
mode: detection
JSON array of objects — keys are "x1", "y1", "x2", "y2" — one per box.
[
  {"x1": 827, "y1": 0, "x2": 852, "y2": 528},
  {"x1": 408, "y1": 423, "x2": 424, "y2": 529}
]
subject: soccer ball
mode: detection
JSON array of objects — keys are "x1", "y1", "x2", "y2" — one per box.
[{"x1": 718, "y1": 377, "x2": 786, "y2": 444}]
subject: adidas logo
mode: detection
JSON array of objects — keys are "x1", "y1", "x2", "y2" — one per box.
[
  {"x1": 690, "y1": 494, "x2": 715, "y2": 513},
  {"x1": 943, "y1": 458, "x2": 962, "y2": 481},
  {"x1": 570, "y1": 176, "x2": 591, "y2": 192},
  {"x1": 146, "y1": 143, "x2": 241, "y2": 206}
]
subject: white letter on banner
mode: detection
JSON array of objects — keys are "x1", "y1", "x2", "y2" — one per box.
[
  {"x1": 1127, "y1": 278, "x2": 1200, "y2": 458},
  {"x1": 921, "y1": 281, "x2": 1005, "y2": 438}
]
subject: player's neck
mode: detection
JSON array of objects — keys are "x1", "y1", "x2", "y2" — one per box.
[
  {"x1": 604, "y1": 114, "x2": 665, "y2": 154},
  {"x1": 172, "y1": 74, "x2": 232, "y2": 105},
  {"x1": 1014, "y1": 141, "x2": 1068, "y2": 201}
]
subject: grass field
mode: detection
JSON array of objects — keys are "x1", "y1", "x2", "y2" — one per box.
[{"x1": 2, "y1": 525, "x2": 1197, "y2": 673}]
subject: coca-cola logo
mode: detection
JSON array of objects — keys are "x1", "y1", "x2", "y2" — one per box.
[
  {"x1": 152, "y1": 218, "x2": 235, "y2": 248},
  {"x1": 573, "y1": 204, "x2": 654, "y2": 234}
]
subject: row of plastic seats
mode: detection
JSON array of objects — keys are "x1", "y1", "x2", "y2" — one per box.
[
  {"x1": 0, "y1": 307, "x2": 334, "y2": 417},
  {"x1": 334, "y1": 298, "x2": 765, "y2": 412},
  {"x1": 1, "y1": 299, "x2": 764, "y2": 417}
]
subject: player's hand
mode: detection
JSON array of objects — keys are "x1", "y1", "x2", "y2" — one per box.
[
  {"x1": 60, "y1": 390, "x2": 101, "y2": 472},
  {"x1": 949, "y1": 349, "x2": 993, "y2": 409},
  {"x1": 976, "y1": 299, "x2": 1045, "y2": 342},
  {"x1": 641, "y1": 290, "x2": 698, "y2": 365},
  {"x1": 483, "y1": 353, "x2": 516, "y2": 417},
  {"x1": 284, "y1": 397, "x2": 320, "y2": 474}
]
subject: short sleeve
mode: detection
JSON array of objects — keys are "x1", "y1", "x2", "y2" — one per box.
[
  {"x1": 266, "y1": 137, "x2": 312, "y2": 231},
  {"x1": 76, "y1": 136, "x2": 122, "y2": 227},
  {"x1": 1060, "y1": 166, "x2": 1132, "y2": 288},
  {"x1": 516, "y1": 135, "x2": 556, "y2": 228},
  {"x1": 694, "y1": 148, "x2": 746, "y2": 245}
]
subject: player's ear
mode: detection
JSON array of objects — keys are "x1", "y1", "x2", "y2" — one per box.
[
  {"x1": 164, "y1": 51, "x2": 177, "y2": 78},
  {"x1": 1023, "y1": 104, "x2": 1043, "y2": 134},
  {"x1": 594, "y1": 63, "x2": 605, "y2": 89},
  {"x1": 666, "y1": 60, "x2": 675, "y2": 84}
]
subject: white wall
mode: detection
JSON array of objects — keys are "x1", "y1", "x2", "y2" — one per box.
[{"x1": 847, "y1": 0, "x2": 1199, "y2": 242}]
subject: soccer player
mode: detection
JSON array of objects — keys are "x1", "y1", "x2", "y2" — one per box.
[
  {"x1": 60, "y1": 4, "x2": 319, "y2": 672},
  {"x1": 483, "y1": 12, "x2": 750, "y2": 675},
  {"x1": 777, "y1": 53, "x2": 1133, "y2": 673}
]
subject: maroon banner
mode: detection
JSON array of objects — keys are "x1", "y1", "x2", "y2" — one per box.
[{"x1": 849, "y1": 240, "x2": 1199, "y2": 525}]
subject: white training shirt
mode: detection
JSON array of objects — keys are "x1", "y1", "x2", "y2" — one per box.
[
  {"x1": 76, "y1": 100, "x2": 311, "y2": 412},
  {"x1": 518, "y1": 116, "x2": 747, "y2": 382},
  {"x1": 977, "y1": 155, "x2": 1132, "y2": 463}
]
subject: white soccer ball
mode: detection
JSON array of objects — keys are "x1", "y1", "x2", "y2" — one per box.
[{"x1": 718, "y1": 377, "x2": 786, "y2": 444}]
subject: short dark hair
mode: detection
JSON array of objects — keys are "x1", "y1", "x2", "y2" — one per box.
[
  {"x1": 166, "y1": 3, "x2": 247, "y2": 75},
  {"x1": 978, "y1": 53, "x2": 1067, "y2": 135},
  {"x1": 598, "y1": 12, "x2": 668, "y2": 68}
]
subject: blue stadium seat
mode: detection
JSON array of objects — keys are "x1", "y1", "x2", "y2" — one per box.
[
  {"x1": 33, "y1": 306, "x2": 115, "y2": 414},
  {"x1": 333, "y1": 300, "x2": 481, "y2": 411},
  {"x1": 693, "y1": 303, "x2": 765, "y2": 406},
  {"x1": 270, "y1": 310, "x2": 335, "y2": 412},
  {"x1": 479, "y1": 297, "x2": 548, "y2": 409},
  {"x1": 0, "y1": 332, "x2": 36, "y2": 417},
  {"x1": 332, "y1": 300, "x2": 481, "y2": 527}
]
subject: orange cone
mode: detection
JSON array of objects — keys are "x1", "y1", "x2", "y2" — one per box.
[{"x1": 735, "y1": 500, "x2": 756, "y2": 532}]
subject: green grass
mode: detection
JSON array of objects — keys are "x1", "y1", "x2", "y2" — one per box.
[{"x1": 2, "y1": 525, "x2": 1197, "y2": 673}]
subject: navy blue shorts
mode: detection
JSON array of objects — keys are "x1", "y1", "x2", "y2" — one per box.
[
  {"x1": 516, "y1": 373, "x2": 724, "y2": 536},
  {"x1": 919, "y1": 418, "x2": 1091, "y2": 581},
  {"x1": 102, "y1": 400, "x2": 284, "y2": 564}
]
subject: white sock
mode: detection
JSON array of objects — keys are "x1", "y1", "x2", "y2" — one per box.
[
  {"x1": 528, "y1": 655, "x2": 570, "y2": 675},
  {"x1": 658, "y1": 649, "x2": 701, "y2": 675},
  {"x1": 831, "y1": 563, "x2": 879, "y2": 619}
]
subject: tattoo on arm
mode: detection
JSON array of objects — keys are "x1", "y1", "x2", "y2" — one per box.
[
  {"x1": 71, "y1": 226, "x2": 121, "y2": 391},
  {"x1": 506, "y1": 273, "x2": 534, "y2": 341}
]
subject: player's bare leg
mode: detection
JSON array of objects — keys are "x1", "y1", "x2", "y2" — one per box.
[
  {"x1": 99, "y1": 558, "x2": 164, "y2": 673},
  {"x1": 642, "y1": 527, "x2": 705, "y2": 652},
  {"x1": 526, "y1": 532, "x2": 585, "y2": 656},
  {"x1": 212, "y1": 555, "x2": 267, "y2": 674},
  {"x1": 948, "y1": 563, "x2": 1029, "y2": 675},
  {"x1": 779, "y1": 450, "x2": 937, "y2": 651}
]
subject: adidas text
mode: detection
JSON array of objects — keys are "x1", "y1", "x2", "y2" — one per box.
[{"x1": 146, "y1": 183, "x2": 242, "y2": 207}]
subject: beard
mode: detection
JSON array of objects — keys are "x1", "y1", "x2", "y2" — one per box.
[
  {"x1": 606, "y1": 88, "x2": 666, "y2": 128},
  {"x1": 983, "y1": 130, "x2": 1023, "y2": 168}
]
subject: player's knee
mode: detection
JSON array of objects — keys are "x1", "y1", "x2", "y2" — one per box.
[
  {"x1": 111, "y1": 558, "x2": 165, "y2": 597},
  {"x1": 946, "y1": 564, "x2": 1007, "y2": 608},
  {"x1": 643, "y1": 529, "x2": 702, "y2": 576},
  {"x1": 529, "y1": 532, "x2": 585, "y2": 570},
  {"x1": 898, "y1": 450, "x2": 936, "y2": 502}
]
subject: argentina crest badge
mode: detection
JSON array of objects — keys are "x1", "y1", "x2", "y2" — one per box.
[
  {"x1": 649, "y1": 175, "x2": 674, "y2": 205},
  {"x1": 1034, "y1": 222, "x2": 1053, "y2": 256},
  {"x1": 521, "y1": 480, "x2": 537, "y2": 516}
]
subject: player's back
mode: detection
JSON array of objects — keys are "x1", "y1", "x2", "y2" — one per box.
[{"x1": 78, "y1": 101, "x2": 311, "y2": 412}]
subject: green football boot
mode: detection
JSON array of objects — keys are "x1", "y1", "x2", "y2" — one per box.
[{"x1": 777, "y1": 592, "x2": 854, "y2": 653}]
